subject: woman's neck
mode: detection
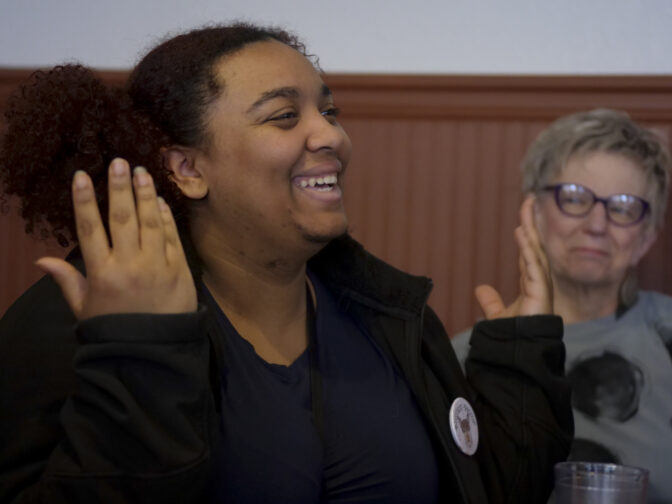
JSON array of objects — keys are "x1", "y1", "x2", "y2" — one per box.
[
  {"x1": 552, "y1": 277, "x2": 620, "y2": 325},
  {"x1": 193, "y1": 223, "x2": 316, "y2": 366}
]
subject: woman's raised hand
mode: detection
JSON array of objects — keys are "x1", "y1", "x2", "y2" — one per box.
[
  {"x1": 36, "y1": 158, "x2": 197, "y2": 320},
  {"x1": 474, "y1": 196, "x2": 553, "y2": 320}
]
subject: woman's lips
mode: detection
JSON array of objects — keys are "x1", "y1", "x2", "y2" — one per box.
[{"x1": 571, "y1": 246, "x2": 609, "y2": 258}]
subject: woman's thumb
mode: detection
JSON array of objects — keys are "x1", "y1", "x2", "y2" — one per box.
[
  {"x1": 474, "y1": 284, "x2": 505, "y2": 320},
  {"x1": 36, "y1": 257, "x2": 87, "y2": 319}
]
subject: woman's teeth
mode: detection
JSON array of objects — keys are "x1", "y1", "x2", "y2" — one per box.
[{"x1": 299, "y1": 174, "x2": 337, "y2": 189}]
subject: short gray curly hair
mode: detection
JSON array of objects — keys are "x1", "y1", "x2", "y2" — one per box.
[{"x1": 521, "y1": 108, "x2": 671, "y2": 230}]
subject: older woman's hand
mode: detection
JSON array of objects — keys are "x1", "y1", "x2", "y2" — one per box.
[
  {"x1": 474, "y1": 196, "x2": 553, "y2": 319},
  {"x1": 35, "y1": 158, "x2": 197, "y2": 320}
]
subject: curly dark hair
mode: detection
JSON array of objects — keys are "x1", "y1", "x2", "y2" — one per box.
[{"x1": 0, "y1": 22, "x2": 307, "y2": 248}]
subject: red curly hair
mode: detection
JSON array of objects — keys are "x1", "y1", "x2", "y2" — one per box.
[{"x1": 0, "y1": 23, "x2": 307, "y2": 248}]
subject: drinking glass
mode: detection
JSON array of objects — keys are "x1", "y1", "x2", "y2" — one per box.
[{"x1": 553, "y1": 461, "x2": 648, "y2": 504}]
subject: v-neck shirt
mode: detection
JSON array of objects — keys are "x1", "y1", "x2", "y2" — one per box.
[{"x1": 205, "y1": 270, "x2": 439, "y2": 503}]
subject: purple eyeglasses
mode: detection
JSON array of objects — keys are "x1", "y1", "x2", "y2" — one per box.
[{"x1": 542, "y1": 183, "x2": 650, "y2": 227}]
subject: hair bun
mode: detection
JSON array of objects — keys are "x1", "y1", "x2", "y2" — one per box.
[{"x1": 1, "y1": 65, "x2": 118, "y2": 246}]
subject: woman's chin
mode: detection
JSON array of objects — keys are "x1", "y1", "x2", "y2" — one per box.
[
  {"x1": 299, "y1": 216, "x2": 349, "y2": 245},
  {"x1": 302, "y1": 228, "x2": 348, "y2": 246},
  {"x1": 565, "y1": 270, "x2": 624, "y2": 290}
]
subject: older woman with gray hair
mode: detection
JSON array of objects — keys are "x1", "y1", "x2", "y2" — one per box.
[{"x1": 453, "y1": 108, "x2": 672, "y2": 503}]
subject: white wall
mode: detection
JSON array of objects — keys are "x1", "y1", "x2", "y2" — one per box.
[{"x1": 1, "y1": 0, "x2": 671, "y2": 74}]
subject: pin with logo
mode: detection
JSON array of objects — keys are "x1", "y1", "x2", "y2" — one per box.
[{"x1": 449, "y1": 397, "x2": 478, "y2": 456}]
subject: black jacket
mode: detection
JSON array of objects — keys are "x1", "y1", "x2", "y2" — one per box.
[{"x1": 0, "y1": 235, "x2": 572, "y2": 503}]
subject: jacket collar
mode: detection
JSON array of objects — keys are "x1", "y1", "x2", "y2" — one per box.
[{"x1": 308, "y1": 235, "x2": 433, "y2": 317}]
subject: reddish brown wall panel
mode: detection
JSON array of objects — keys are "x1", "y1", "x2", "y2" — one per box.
[
  {"x1": 339, "y1": 117, "x2": 546, "y2": 333},
  {"x1": 2, "y1": 70, "x2": 672, "y2": 335}
]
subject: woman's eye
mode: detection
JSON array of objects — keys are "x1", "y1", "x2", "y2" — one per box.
[
  {"x1": 269, "y1": 111, "x2": 298, "y2": 122},
  {"x1": 322, "y1": 107, "x2": 340, "y2": 122},
  {"x1": 560, "y1": 194, "x2": 584, "y2": 205}
]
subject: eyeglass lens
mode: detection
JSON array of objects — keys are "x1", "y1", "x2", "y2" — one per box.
[{"x1": 556, "y1": 184, "x2": 646, "y2": 225}]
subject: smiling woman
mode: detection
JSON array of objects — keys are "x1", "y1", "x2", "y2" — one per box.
[
  {"x1": 453, "y1": 109, "x2": 672, "y2": 503},
  {"x1": 0, "y1": 22, "x2": 572, "y2": 504},
  {"x1": 524, "y1": 111, "x2": 672, "y2": 503}
]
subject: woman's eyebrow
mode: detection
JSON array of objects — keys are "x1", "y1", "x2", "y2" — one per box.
[
  {"x1": 247, "y1": 87, "x2": 299, "y2": 113},
  {"x1": 246, "y1": 84, "x2": 333, "y2": 114}
]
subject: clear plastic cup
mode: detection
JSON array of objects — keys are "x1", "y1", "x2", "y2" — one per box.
[{"x1": 553, "y1": 462, "x2": 648, "y2": 503}]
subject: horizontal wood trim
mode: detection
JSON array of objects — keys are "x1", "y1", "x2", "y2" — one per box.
[
  {"x1": 3, "y1": 69, "x2": 672, "y2": 120},
  {"x1": 325, "y1": 75, "x2": 672, "y2": 121}
]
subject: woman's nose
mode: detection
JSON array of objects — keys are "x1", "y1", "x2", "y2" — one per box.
[
  {"x1": 306, "y1": 111, "x2": 350, "y2": 154},
  {"x1": 583, "y1": 201, "x2": 610, "y2": 233}
]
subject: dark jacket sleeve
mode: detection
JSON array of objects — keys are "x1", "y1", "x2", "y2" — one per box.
[
  {"x1": 0, "y1": 274, "x2": 216, "y2": 504},
  {"x1": 465, "y1": 315, "x2": 573, "y2": 504},
  {"x1": 419, "y1": 307, "x2": 572, "y2": 503}
]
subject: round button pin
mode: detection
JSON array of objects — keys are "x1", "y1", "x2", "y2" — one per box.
[{"x1": 449, "y1": 397, "x2": 478, "y2": 456}]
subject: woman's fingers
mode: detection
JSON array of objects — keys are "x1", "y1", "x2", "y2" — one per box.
[
  {"x1": 132, "y1": 167, "x2": 166, "y2": 258},
  {"x1": 108, "y1": 160, "x2": 168, "y2": 259},
  {"x1": 519, "y1": 196, "x2": 549, "y2": 274},
  {"x1": 158, "y1": 196, "x2": 186, "y2": 264},
  {"x1": 513, "y1": 197, "x2": 553, "y2": 315},
  {"x1": 515, "y1": 226, "x2": 539, "y2": 286},
  {"x1": 35, "y1": 257, "x2": 88, "y2": 318},
  {"x1": 72, "y1": 171, "x2": 110, "y2": 271},
  {"x1": 107, "y1": 158, "x2": 140, "y2": 258}
]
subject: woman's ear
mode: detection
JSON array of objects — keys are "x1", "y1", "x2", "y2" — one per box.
[{"x1": 162, "y1": 146, "x2": 209, "y2": 199}]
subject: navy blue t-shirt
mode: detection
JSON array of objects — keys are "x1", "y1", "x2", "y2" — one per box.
[{"x1": 207, "y1": 271, "x2": 439, "y2": 503}]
